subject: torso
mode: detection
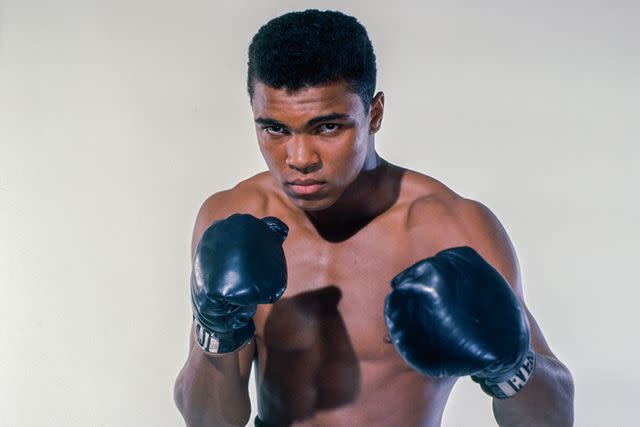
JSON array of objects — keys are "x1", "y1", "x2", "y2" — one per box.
[{"x1": 217, "y1": 166, "x2": 474, "y2": 426}]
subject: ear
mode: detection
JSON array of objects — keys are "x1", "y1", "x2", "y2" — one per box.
[{"x1": 369, "y1": 91, "x2": 385, "y2": 135}]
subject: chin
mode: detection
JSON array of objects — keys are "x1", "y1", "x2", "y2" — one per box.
[
  {"x1": 292, "y1": 199, "x2": 334, "y2": 212},
  {"x1": 289, "y1": 195, "x2": 339, "y2": 212}
]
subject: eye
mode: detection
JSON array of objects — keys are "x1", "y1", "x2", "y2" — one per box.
[
  {"x1": 318, "y1": 123, "x2": 340, "y2": 133},
  {"x1": 264, "y1": 125, "x2": 287, "y2": 135}
]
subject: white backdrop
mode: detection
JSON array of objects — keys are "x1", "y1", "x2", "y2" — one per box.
[{"x1": 1, "y1": 1, "x2": 638, "y2": 426}]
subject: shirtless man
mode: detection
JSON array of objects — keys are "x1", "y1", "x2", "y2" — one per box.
[{"x1": 174, "y1": 10, "x2": 574, "y2": 427}]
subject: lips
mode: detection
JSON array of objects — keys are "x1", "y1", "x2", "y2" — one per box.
[
  {"x1": 287, "y1": 179, "x2": 326, "y2": 196},
  {"x1": 290, "y1": 179, "x2": 324, "y2": 185}
]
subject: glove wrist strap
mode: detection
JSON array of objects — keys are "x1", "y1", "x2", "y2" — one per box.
[
  {"x1": 194, "y1": 318, "x2": 255, "y2": 354},
  {"x1": 473, "y1": 349, "x2": 536, "y2": 399}
]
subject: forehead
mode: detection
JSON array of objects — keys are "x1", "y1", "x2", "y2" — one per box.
[{"x1": 251, "y1": 81, "x2": 365, "y2": 121}]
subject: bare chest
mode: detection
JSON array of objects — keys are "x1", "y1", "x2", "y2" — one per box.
[{"x1": 254, "y1": 224, "x2": 421, "y2": 361}]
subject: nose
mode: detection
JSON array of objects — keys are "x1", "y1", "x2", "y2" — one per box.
[{"x1": 286, "y1": 135, "x2": 321, "y2": 174}]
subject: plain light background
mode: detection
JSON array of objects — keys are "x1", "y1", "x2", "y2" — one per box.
[{"x1": 1, "y1": 1, "x2": 638, "y2": 426}]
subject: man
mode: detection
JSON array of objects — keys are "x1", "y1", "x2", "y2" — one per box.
[{"x1": 174, "y1": 9, "x2": 574, "y2": 427}]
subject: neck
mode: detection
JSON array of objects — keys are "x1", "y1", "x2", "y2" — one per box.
[{"x1": 304, "y1": 151, "x2": 401, "y2": 242}]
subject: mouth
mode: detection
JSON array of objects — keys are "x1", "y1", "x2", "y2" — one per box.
[{"x1": 287, "y1": 179, "x2": 327, "y2": 196}]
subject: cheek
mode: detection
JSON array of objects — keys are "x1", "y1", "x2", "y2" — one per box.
[
  {"x1": 258, "y1": 142, "x2": 283, "y2": 172},
  {"x1": 348, "y1": 128, "x2": 370, "y2": 162},
  {"x1": 332, "y1": 135, "x2": 369, "y2": 183}
]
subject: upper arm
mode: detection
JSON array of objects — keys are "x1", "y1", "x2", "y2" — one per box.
[
  {"x1": 453, "y1": 198, "x2": 556, "y2": 359},
  {"x1": 191, "y1": 190, "x2": 234, "y2": 258},
  {"x1": 190, "y1": 181, "x2": 270, "y2": 257}
]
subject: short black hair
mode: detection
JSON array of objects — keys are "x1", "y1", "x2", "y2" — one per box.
[{"x1": 247, "y1": 9, "x2": 377, "y2": 111}]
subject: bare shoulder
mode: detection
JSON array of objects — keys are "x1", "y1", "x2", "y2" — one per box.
[
  {"x1": 400, "y1": 170, "x2": 461, "y2": 223},
  {"x1": 197, "y1": 172, "x2": 274, "y2": 218},
  {"x1": 399, "y1": 169, "x2": 469, "y2": 230},
  {"x1": 401, "y1": 169, "x2": 522, "y2": 294},
  {"x1": 191, "y1": 171, "x2": 277, "y2": 254}
]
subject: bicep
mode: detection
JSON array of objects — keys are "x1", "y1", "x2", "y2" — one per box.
[{"x1": 458, "y1": 198, "x2": 556, "y2": 358}]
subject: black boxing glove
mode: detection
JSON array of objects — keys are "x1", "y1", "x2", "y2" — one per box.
[
  {"x1": 384, "y1": 246, "x2": 535, "y2": 398},
  {"x1": 191, "y1": 214, "x2": 288, "y2": 354}
]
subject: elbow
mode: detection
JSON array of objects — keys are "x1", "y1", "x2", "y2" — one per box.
[
  {"x1": 557, "y1": 365, "x2": 575, "y2": 426},
  {"x1": 173, "y1": 375, "x2": 193, "y2": 425},
  {"x1": 541, "y1": 361, "x2": 576, "y2": 426},
  {"x1": 174, "y1": 374, "x2": 205, "y2": 427},
  {"x1": 174, "y1": 375, "x2": 252, "y2": 427}
]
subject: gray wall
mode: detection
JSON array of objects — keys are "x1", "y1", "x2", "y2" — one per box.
[{"x1": 1, "y1": 1, "x2": 638, "y2": 426}]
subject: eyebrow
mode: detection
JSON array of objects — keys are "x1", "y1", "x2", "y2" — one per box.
[{"x1": 254, "y1": 113, "x2": 352, "y2": 129}]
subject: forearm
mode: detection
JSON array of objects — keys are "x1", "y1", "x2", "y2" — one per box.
[
  {"x1": 174, "y1": 344, "x2": 252, "y2": 427},
  {"x1": 492, "y1": 353, "x2": 574, "y2": 427}
]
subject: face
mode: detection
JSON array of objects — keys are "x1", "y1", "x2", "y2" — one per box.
[{"x1": 251, "y1": 81, "x2": 383, "y2": 211}]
